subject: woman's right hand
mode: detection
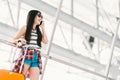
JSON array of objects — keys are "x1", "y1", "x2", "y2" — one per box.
[{"x1": 18, "y1": 38, "x2": 26, "y2": 46}]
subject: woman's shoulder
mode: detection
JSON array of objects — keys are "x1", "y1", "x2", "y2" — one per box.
[
  {"x1": 18, "y1": 25, "x2": 26, "y2": 34},
  {"x1": 19, "y1": 25, "x2": 26, "y2": 31},
  {"x1": 21, "y1": 25, "x2": 26, "y2": 29}
]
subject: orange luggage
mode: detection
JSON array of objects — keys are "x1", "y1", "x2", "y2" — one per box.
[{"x1": 0, "y1": 69, "x2": 25, "y2": 80}]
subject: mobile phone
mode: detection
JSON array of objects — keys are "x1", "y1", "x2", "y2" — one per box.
[{"x1": 40, "y1": 21, "x2": 42, "y2": 25}]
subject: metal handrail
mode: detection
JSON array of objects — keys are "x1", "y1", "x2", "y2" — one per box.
[
  {"x1": 0, "y1": 39, "x2": 41, "y2": 49},
  {"x1": 0, "y1": 39, "x2": 15, "y2": 47}
]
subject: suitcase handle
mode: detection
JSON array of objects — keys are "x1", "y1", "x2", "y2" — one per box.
[
  {"x1": 19, "y1": 46, "x2": 28, "y2": 73},
  {"x1": 10, "y1": 41, "x2": 22, "y2": 71}
]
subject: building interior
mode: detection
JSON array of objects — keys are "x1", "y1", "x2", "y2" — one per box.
[{"x1": 0, "y1": 0, "x2": 120, "y2": 80}]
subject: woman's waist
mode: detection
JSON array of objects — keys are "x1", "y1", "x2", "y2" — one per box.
[
  {"x1": 26, "y1": 44, "x2": 41, "y2": 48},
  {"x1": 28, "y1": 47, "x2": 41, "y2": 50},
  {"x1": 22, "y1": 45, "x2": 41, "y2": 51}
]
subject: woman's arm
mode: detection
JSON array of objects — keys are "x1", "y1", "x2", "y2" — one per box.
[
  {"x1": 12, "y1": 26, "x2": 26, "y2": 44},
  {"x1": 40, "y1": 21, "x2": 48, "y2": 44}
]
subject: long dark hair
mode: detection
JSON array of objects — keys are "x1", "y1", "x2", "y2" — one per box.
[{"x1": 25, "y1": 10, "x2": 42, "y2": 47}]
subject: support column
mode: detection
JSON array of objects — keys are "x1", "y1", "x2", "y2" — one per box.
[
  {"x1": 40, "y1": 0, "x2": 63, "y2": 80},
  {"x1": 105, "y1": 16, "x2": 120, "y2": 80},
  {"x1": 6, "y1": 0, "x2": 15, "y2": 27},
  {"x1": 96, "y1": 0, "x2": 100, "y2": 62},
  {"x1": 16, "y1": 0, "x2": 21, "y2": 29},
  {"x1": 105, "y1": 0, "x2": 120, "y2": 80},
  {"x1": 71, "y1": 0, "x2": 73, "y2": 50}
]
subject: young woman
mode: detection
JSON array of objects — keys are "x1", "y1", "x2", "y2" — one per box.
[{"x1": 12, "y1": 10, "x2": 48, "y2": 80}]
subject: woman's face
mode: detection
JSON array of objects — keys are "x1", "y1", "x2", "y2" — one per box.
[{"x1": 34, "y1": 12, "x2": 42, "y2": 25}]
